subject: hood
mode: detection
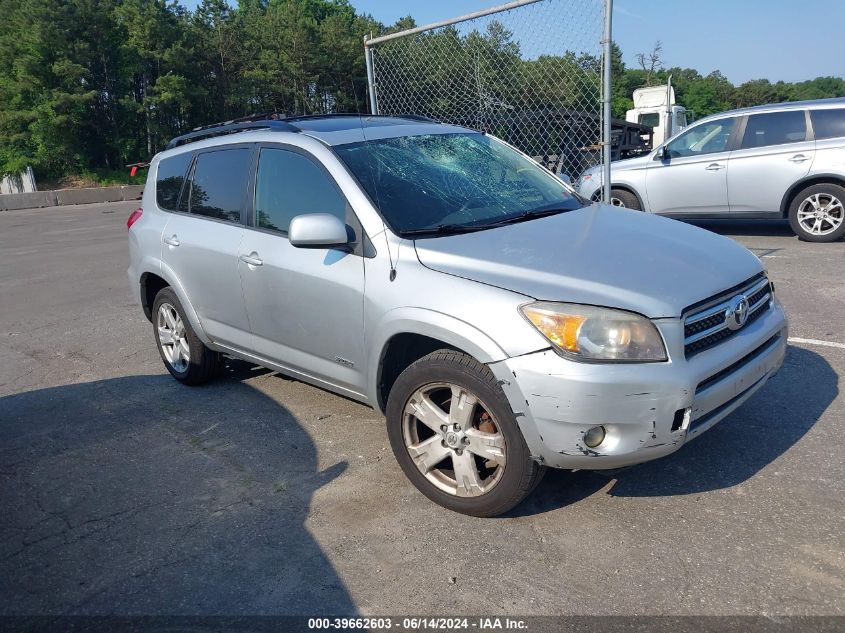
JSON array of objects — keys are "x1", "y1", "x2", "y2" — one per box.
[{"x1": 413, "y1": 205, "x2": 764, "y2": 318}]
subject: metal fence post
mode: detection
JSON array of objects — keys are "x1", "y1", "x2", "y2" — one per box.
[
  {"x1": 602, "y1": 0, "x2": 613, "y2": 203},
  {"x1": 364, "y1": 35, "x2": 379, "y2": 115}
]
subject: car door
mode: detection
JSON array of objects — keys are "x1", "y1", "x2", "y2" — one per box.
[
  {"x1": 238, "y1": 145, "x2": 367, "y2": 397},
  {"x1": 645, "y1": 116, "x2": 738, "y2": 215},
  {"x1": 727, "y1": 110, "x2": 814, "y2": 213},
  {"x1": 160, "y1": 145, "x2": 254, "y2": 350},
  {"x1": 809, "y1": 107, "x2": 845, "y2": 174}
]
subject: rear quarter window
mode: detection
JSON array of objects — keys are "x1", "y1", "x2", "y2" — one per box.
[
  {"x1": 155, "y1": 153, "x2": 193, "y2": 211},
  {"x1": 811, "y1": 108, "x2": 845, "y2": 140}
]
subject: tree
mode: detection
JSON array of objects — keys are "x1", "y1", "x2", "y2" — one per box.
[
  {"x1": 609, "y1": 41, "x2": 632, "y2": 118},
  {"x1": 0, "y1": 0, "x2": 114, "y2": 176},
  {"x1": 1, "y1": 3, "x2": 843, "y2": 182},
  {"x1": 636, "y1": 40, "x2": 663, "y2": 86}
]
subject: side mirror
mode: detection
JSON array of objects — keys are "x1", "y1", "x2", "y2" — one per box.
[
  {"x1": 655, "y1": 145, "x2": 669, "y2": 161},
  {"x1": 289, "y1": 213, "x2": 349, "y2": 249}
]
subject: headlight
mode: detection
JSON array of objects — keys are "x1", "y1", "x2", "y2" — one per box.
[{"x1": 519, "y1": 302, "x2": 667, "y2": 362}]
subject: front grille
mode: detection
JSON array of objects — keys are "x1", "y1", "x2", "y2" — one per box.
[{"x1": 683, "y1": 275, "x2": 772, "y2": 357}]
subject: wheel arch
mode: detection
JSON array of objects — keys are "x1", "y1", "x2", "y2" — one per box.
[
  {"x1": 780, "y1": 174, "x2": 845, "y2": 218},
  {"x1": 592, "y1": 183, "x2": 645, "y2": 210},
  {"x1": 369, "y1": 309, "x2": 509, "y2": 414},
  {"x1": 137, "y1": 262, "x2": 211, "y2": 346},
  {"x1": 140, "y1": 272, "x2": 168, "y2": 321}
]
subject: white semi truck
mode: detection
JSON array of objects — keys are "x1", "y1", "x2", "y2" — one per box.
[{"x1": 625, "y1": 82, "x2": 689, "y2": 147}]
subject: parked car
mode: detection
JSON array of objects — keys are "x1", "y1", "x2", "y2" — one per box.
[
  {"x1": 577, "y1": 98, "x2": 845, "y2": 242},
  {"x1": 128, "y1": 114, "x2": 787, "y2": 517}
]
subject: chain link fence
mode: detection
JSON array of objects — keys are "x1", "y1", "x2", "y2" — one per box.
[{"x1": 365, "y1": 0, "x2": 610, "y2": 181}]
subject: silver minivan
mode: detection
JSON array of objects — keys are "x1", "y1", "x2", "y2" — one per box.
[
  {"x1": 577, "y1": 98, "x2": 845, "y2": 242},
  {"x1": 129, "y1": 115, "x2": 787, "y2": 516}
]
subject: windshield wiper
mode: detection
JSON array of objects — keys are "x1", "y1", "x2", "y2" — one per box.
[
  {"x1": 400, "y1": 203, "x2": 580, "y2": 237},
  {"x1": 476, "y1": 204, "x2": 577, "y2": 229},
  {"x1": 399, "y1": 224, "x2": 488, "y2": 238}
]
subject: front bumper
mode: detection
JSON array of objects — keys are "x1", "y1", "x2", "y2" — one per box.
[{"x1": 488, "y1": 299, "x2": 787, "y2": 470}]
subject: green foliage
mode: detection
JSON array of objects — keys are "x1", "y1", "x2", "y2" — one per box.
[
  {"x1": 0, "y1": 1, "x2": 842, "y2": 183},
  {"x1": 0, "y1": 0, "x2": 380, "y2": 181},
  {"x1": 612, "y1": 60, "x2": 845, "y2": 118},
  {"x1": 610, "y1": 59, "x2": 845, "y2": 121}
]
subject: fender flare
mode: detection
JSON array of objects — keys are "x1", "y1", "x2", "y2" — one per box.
[
  {"x1": 779, "y1": 173, "x2": 845, "y2": 217},
  {"x1": 366, "y1": 307, "x2": 509, "y2": 406},
  {"x1": 139, "y1": 258, "x2": 212, "y2": 346}
]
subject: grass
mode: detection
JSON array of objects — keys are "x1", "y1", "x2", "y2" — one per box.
[{"x1": 38, "y1": 167, "x2": 148, "y2": 191}]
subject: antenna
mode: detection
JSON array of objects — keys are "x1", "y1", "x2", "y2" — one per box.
[
  {"x1": 359, "y1": 38, "x2": 398, "y2": 282},
  {"x1": 366, "y1": 130, "x2": 397, "y2": 282}
]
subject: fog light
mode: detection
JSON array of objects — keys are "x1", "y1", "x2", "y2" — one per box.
[{"x1": 583, "y1": 425, "x2": 606, "y2": 448}]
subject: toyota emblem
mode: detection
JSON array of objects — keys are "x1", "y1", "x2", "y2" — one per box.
[{"x1": 725, "y1": 295, "x2": 750, "y2": 331}]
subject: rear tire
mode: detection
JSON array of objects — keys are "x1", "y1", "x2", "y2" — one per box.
[
  {"x1": 386, "y1": 349, "x2": 545, "y2": 517},
  {"x1": 152, "y1": 287, "x2": 222, "y2": 386},
  {"x1": 788, "y1": 183, "x2": 845, "y2": 242},
  {"x1": 610, "y1": 188, "x2": 642, "y2": 210}
]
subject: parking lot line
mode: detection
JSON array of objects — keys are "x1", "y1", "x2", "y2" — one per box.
[{"x1": 788, "y1": 337, "x2": 845, "y2": 350}]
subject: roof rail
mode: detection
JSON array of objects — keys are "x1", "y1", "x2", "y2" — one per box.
[
  {"x1": 165, "y1": 112, "x2": 440, "y2": 150},
  {"x1": 283, "y1": 112, "x2": 440, "y2": 124},
  {"x1": 166, "y1": 113, "x2": 297, "y2": 149}
]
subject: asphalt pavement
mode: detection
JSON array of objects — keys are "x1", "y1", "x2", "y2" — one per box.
[{"x1": 1, "y1": 202, "x2": 843, "y2": 616}]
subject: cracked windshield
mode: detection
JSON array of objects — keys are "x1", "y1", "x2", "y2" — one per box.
[{"x1": 335, "y1": 132, "x2": 581, "y2": 236}]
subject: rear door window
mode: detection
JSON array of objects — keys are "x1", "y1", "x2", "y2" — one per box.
[
  {"x1": 810, "y1": 108, "x2": 845, "y2": 140},
  {"x1": 741, "y1": 111, "x2": 807, "y2": 149},
  {"x1": 187, "y1": 148, "x2": 252, "y2": 223},
  {"x1": 156, "y1": 153, "x2": 192, "y2": 211}
]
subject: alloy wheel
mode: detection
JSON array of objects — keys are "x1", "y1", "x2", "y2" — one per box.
[
  {"x1": 402, "y1": 382, "x2": 506, "y2": 498},
  {"x1": 797, "y1": 193, "x2": 844, "y2": 236},
  {"x1": 157, "y1": 303, "x2": 190, "y2": 373}
]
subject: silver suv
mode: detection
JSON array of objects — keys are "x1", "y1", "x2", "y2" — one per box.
[
  {"x1": 577, "y1": 98, "x2": 845, "y2": 242},
  {"x1": 128, "y1": 115, "x2": 787, "y2": 516}
]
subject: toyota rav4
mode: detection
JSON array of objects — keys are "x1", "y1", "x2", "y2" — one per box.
[{"x1": 128, "y1": 114, "x2": 788, "y2": 517}]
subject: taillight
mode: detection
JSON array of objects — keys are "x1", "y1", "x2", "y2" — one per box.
[{"x1": 127, "y1": 208, "x2": 143, "y2": 230}]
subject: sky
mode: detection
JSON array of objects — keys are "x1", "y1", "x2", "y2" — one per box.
[{"x1": 181, "y1": 0, "x2": 845, "y2": 84}]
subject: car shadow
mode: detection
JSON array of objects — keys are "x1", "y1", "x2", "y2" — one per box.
[
  {"x1": 509, "y1": 345, "x2": 836, "y2": 515},
  {"x1": 685, "y1": 218, "x2": 795, "y2": 237},
  {"x1": 0, "y1": 368, "x2": 357, "y2": 616}
]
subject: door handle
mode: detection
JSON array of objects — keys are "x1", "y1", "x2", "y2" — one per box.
[
  {"x1": 163, "y1": 235, "x2": 180, "y2": 247},
  {"x1": 789, "y1": 154, "x2": 810, "y2": 163},
  {"x1": 705, "y1": 163, "x2": 725, "y2": 171},
  {"x1": 239, "y1": 252, "x2": 263, "y2": 267}
]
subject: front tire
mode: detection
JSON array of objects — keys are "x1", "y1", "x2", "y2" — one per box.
[
  {"x1": 610, "y1": 188, "x2": 642, "y2": 211},
  {"x1": 386, "y1": 350, "x2": 544, "y2": 517},
  {"x1": 152, "y1": 287, "x2": 222, "y2": 385},
  {"x1": 788, "y1": 183, "x2": 845, "y2": 242}
]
